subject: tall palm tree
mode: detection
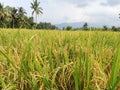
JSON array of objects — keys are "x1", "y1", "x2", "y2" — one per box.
[{"x1": 31, "y1": 0, "x2": 43, "y2": 25}]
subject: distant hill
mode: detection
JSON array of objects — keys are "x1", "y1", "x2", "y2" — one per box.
[
  {"x1": 56, "y1": 22, "x2": 104, "y2": 29},
  {"x1": 56, "y1": 22, "x2": 84, "y2": 29}
]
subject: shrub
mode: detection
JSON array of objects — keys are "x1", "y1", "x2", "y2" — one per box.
[{"x1": 66, "y1": 26, "x2": 72, "y2": 30}]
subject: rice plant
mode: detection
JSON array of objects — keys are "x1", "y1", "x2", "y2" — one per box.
[{"x1": 0, "y1": 29, "x2": 120, "y2": 90}]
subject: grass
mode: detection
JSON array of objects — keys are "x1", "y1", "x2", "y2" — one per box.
[{"x1": 0, "y1": 29, "x2": 120, "y2": 90}]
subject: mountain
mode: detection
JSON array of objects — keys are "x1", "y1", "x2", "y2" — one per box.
[
  {"x1": 56, "y1": 22, "x2": 104, "y2": 29},
  {"x1": 56, "y1": 22, "x2": 84, "y2": 29}
]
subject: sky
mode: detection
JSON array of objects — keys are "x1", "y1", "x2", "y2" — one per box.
[{"x1": 1, "y1": 0, "x2": 120, "y2": 27}]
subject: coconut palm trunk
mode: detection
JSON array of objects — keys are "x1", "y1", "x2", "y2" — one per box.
[{"x1": 36, "y1": 13, "x2": 37, "y2": 28}]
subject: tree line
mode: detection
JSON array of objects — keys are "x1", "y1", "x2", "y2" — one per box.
[
  {"x1": 64, "y1": 22, "x2": 120, "y2": 31},
  {"x1": 0, "y1": 0, "x2": 120, "y2": 31},
  {"x1": 0, "y1": 0, "x2": 58, "y2": 29}
]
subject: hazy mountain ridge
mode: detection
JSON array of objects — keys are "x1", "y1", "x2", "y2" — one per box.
[
  {"x1": 56, "y1": 22, "x2": 106, "y2": 29},
  {"x1": 56, "y1": 22, "x2": 84, "y2": 29}
]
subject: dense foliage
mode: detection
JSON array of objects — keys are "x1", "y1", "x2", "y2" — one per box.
[
  {"x1": 36, "y1": 22, "x2": 58, "y2": 30},
  {"x1": 0, "y1": 2, "x2": 57, "y2": 30},
  {"x1": 66, "y1": 26, "x2": 73, "y2": 30}
]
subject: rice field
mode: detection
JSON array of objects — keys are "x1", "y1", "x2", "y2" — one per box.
[{"x1": 0, "y1": 29, "x2": 120, "y2": 90}]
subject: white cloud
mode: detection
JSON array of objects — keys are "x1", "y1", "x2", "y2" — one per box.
[
  {"x1": 106, "y1": 0, "x2": 120, "y2": 6},
  {"x1": 0, "y1": 0, "x2": 120, "y2": 27},
  {"x1": 40, "y1": 0, "x2": 120, "y2": 26}
]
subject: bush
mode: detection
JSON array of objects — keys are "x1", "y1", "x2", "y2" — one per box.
[
  {"x1": 103, "y1": 25, "x2": 108, "y2": 31},
  {"x1": 111, "y1": 26, "x2": 118, "y2": 31},
  {"x1": 66, "y1": 26, "x2": 72, "y2": 30}
]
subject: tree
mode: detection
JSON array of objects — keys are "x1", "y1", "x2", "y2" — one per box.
[
  {"x1": 28, "y1": 17, "x2": 36, "y2": 29},
  {"x1": 4, "y1": 6, "x2": 13, "y2": 28},
  {"x1": 31, "y1": 0, "x2": 43, "y2": 26},
  {"x1": 0, "y1": 3, "x2": 60, "y2": 29},
  {"x1": 103, "y1": 25, "x2": 108, "y2": 31},
  {"x1": 66, "y1": 26, "x2": 72, "y2": 30},
  {"x1": 0, "y1": 3, "x2": 4, "y2": 19},
  {"x1": 36, "y1": 22, "x2": 58, "y2": 30},
  {"x1": 83, "y1": 22, "x2": 88, "y2": 30},
  {"x1": 0, "y1": 3, "x2": 6, "y2": 27},
  {"x1": 11, "y1": 7, "x2": 18, "y2": 28},
  {"x1": 18, "y1": 7, "x2": 27, "y2": 28},
  {"x1": 111, "y1": 26, "x2": 118, "y2": 31}
]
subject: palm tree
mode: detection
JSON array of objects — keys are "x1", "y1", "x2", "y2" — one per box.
[
  {"x1": 18, "y1": 7, "x2": 27, "y2": 28},
  {"x1": 4, "y1": 6, "x2": 13, "y2": 28},
  {"x1": 0, "y1": 3, "x2": 4, "y2": 19},
  {"x1": 0, "y1": 3, "x2": 6, "y2": 27},
  {"x1": 11, "y1": 7, "x2": 18, "y2": 28},
  {"x1": 31, "y1": 0, "x2": 43, "y2": 26},
  {"x1": 18, "y1": 7, "x2": 26, "y2": 16}
]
